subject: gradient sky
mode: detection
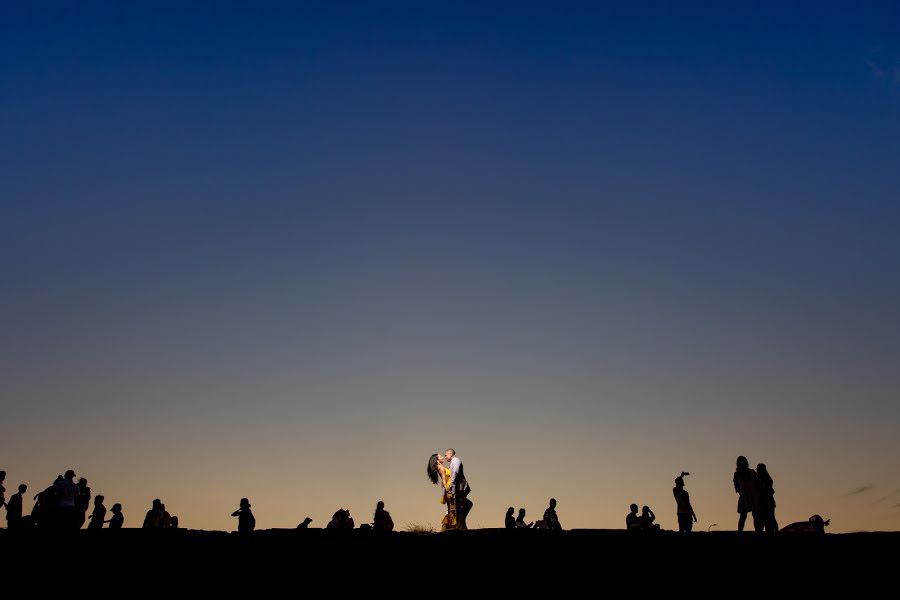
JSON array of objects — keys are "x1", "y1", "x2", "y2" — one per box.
[{"x1": 3, "y1": 2, "x2": 900, "y2": 533}]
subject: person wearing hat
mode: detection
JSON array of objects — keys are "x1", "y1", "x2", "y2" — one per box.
[{"x1": 231, "y1": 498, "x2": 256, "y2": 533}]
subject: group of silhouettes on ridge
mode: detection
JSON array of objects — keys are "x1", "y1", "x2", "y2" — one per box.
[{"x1": 2, "y1": 457, "x2": 827, "y2": 533}]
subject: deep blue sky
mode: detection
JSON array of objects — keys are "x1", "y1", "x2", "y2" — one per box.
[{"x1": 2, "y1": 2, "x2": 900, "y2": 531}]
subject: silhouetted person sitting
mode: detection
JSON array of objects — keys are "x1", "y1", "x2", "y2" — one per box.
[
  {"x1": 87, "y1": 495, "x2": 106, "y2": 531},
  {"x1": 515, "y1": 508, "x2": 533, "y2": 529},
  {"x1": 232, "y1": 498, "x2": 256, "y2": 533},
  {"x1": 6, "y1": 484, "x2": 27, "y2": 530},
  {"x1": 673, "y1": 472, "x2": 698, "y2": 533},
  {"x1": 143, "y1": 499, "x2": 164, "y2": 529},
  {"x1": 542, "y1": 498, "x2": 562, "y2": 530},
  {"x1": 505, "y1": 507, "x2": 515, "y2": 530},
  {"x1": 640, "y1": 506, "x2": 659, "y2": 531},
  {"x1": 373, "y1": 501, "x2": 394, "y2": 532},
  {"x1": 626, "y1": 504, "x2": 641, "y2": 531},
  {"x1": 297, "y1": 517, "x2": 313, "y2": 529},
  {"x1": 327, "y1": 509, "x2": 354, "y2": 530},
  {"x1": 108, "y1": 504, "x2": 124, "y2": 529},
  {"x1": 160, "y1": 504, "x2": 173, "y2": 528},
  {"x1": 757, "y1": 463, "x2": 778, "y2": 532},
  {"x1": 733, "y1": 456, "x2": 762, "y2": 532},
  {"x1": 170, "y1": 516, "x2": 179, "y2": 529},
  {"x1": 75, "y1": 478, "x2": 91, "y2": 529}
]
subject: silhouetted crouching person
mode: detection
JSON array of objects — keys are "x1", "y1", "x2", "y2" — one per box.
[
  {"x1": 6, "y1": 484, "x2": 27, "y2": 530},
  {"x1": 232, "y1": 498, "x2": 255, "y2": 533},
  {"x1": 88, "y1": 495, "x2": 106, "y2": 530},
  {"x1": 733, "y1": 456, "x2": 762, "y2": 532},
  {"x1": 626, "y1": 504, "x2": 641, "y2": 531},
  {"x1": 673, "y1": 472, "x2": 697, "y2": 532},
  {"x1": 757, "y1": 463, "x2": 778, "y2": 532},
  {"x1": 373, "y1": 501, "x2": 394, "y2": 532},
  {"x1": 108, "y1": 504, "x2": 124, "y2": 529},
  {"x1": 515, "y1": 508, "x2": 533, "y2": 529},
  {"x1": 297, "y1": 517, "x2": 312, "y2": 529},
  {"x1": 505, "y1": 507, "x2": 515, "y2": 530},
  {"x1": 640, "y1": 506, "x2": 659, "y2": 531}
]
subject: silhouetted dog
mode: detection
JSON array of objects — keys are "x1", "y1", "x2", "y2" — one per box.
[{"x1": 781, "y1": 514, "x2": 830, "y2": 534}]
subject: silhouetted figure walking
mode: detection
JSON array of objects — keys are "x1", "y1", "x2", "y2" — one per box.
[
  {"x1": 626, "y1": 504, "x2": 641, "y2": 531},
  {"x1": 297, "y1": 517, "x2": 313, "y2": 529},
  {"x1": 733, "y1": 456, "x2": 762, "y2": 532},
  {"x1": 515, "y1": 508, "x2": 533, "y2": 529},
  {"x1": 108, "y1": 504, "x2": 124, "y2": 529},
  {"x1": 373, "y1": 501, "x2": 394, "y2": 532},
  {"x1": 231, "y1": 498, "x2": 255, "y2": 533},
  {"x1": 143, "y1": 499, "x2": 164, "y2": 529},
  {"x1": 75, "y1": 478, "x2": 91, "y2": 529},
  {"x1": 673, "y1": 472, "x2": 698, "y2": 532},
  {"x1": 55, "y1": 470, "x2": 80, "y2": 530},
  {"x1": 640, "y1": 506, "x2": 659, "y2": 531},
  {"x1": 88, "y1": 495, "x2": 106, "y2": 531},
  {"x1": 542, "y1": 498, "x2": 562, "y2": 530},
  {"x1": 505, "y1": 507, "x2": 515, "y2": 530},
  {"x1": 6, "y1": 484, "x2": 27, "y2": 530},
  {"x1": 757, "y1": 463, "x2": 778, "y2": 532}
]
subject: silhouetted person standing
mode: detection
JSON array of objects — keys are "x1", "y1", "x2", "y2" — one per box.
[
  {"x1": 505, "y1": 507, "x2": 515, "y2": 530},
  {"x1": 757, "y1": 463, "x2": 778, "y2": 532},
  {"x1": 108, "y1": 504, "x2": 124, "y2": 529},
  {"x1": 373, "y1": 501, "x2": 394, "y2": 532},
  {"x1": 446, "y1": 449, "x2": 472, "y2": 530},
  {"x1": 0, "y1": 471, "x2": 6, "y2": 511},
  {"x1": 515, "y1": 508, "x2": 533, "y2": 529},
  {"x1": 55, "y1": 470, "x2": 80, "y2": 530},
  {"x1": 626, "y1": 504, "x2": 641, "y2": 531},
  {"x1": 733, "y1": 456, "x2": 762, "y2": 532},
  {"x1": 75, "y1": 478, "x2": 91, "y2": 529},
  {"x1": 640, "y1": 506, "x2": 659, "y2": 531},
  {"x1": 673, "y1": 472, "x2": 698, "y2": 533},
  {"x1": 543, "y1": 498, "x2": 562, "y2": 530},
  {"x1": 88, "y1": 495, "x2": 106, "y2": 530},
  {"x1": 231, "y1": 498, "x2": 255, "y2": 533},
  {"x1": 6, "y1": 484, "x2": 26, "y2": 530}
]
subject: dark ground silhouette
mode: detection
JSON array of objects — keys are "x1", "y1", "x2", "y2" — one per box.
[{"x1": 0, "y1": 528, "x2": 894, "y2": 592}]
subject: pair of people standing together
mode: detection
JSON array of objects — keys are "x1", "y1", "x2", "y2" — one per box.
[{"x1": 427, "y1": 449, "x2": 473, "y2": 531}]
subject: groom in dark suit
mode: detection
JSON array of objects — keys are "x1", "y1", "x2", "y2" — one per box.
[{"x1": 445, "y1": 448, "x2": 473, "y2": 529}]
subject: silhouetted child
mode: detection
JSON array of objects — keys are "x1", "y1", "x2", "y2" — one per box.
[
  {"x1": 6, "y1": 484, "x2": 27, "y2": 529},
  {"x1": 231, "y1": 498, "x2": 256, "y2": 533},
  {"x1": 108, "y1": 504, "x2": 124, "y2": 529},
  {"x1": 733, "y1": 456, "x2": 762, "y2": 532},
  {"x1": 626, "y1": 504, "x2": 641, "y2": 531},
  {"x1": 543, "y1": 498, "x2": 562, "y2": 530},
  {"x1": 505, "y1": 507, "x2": 515, "y2": 530},
  {"x1": 515, "y1": 508, "x2": 533, "y2": 529},
  {"x1": 757, "y1": 463, "x2": 778, "y2": 532},
  {"x1": 297, "y1": 517, "x2": 312, "y2": 529},
  {"x1": 673, "y1": 472, "x2": 697, "y2": 533},
  {"x1": 373, "y1": 501, "x2": 394, "y2": 532},
  {"x1": 640, "y1": 506, "x2": 659, "y2": 531},
  {"x1": 88, "y1": 495, "x2": 106, "y2": 530}
]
